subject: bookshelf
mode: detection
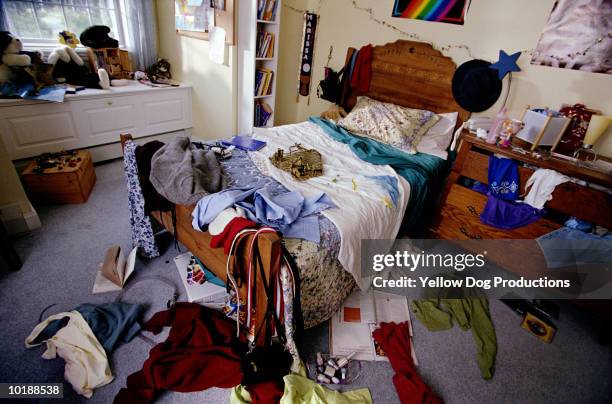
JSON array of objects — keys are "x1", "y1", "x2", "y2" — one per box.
[{"x1": 237, "y1": 0, "x2": 282, "y2": 133}]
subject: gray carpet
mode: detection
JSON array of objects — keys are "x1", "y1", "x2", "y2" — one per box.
[{"x1": 1, "y1": 159, "x2": 611, "y2": 403}]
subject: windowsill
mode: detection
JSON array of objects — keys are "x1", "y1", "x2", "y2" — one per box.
[{"x1": 23, "y1": 43, "x2": 127, "y2": 53}]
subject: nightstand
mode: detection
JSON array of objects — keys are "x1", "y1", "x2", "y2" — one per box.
[{"x1": 431, "y1": 131, "x2": 612, "y2": 239}]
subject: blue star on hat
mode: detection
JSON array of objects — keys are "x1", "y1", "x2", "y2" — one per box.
[{"x1": 489, "y1": 50, "x2": 521, "y2": 79}]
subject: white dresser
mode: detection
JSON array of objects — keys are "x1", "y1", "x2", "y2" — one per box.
[{"x1": 0, "y1": 82, "x2": 193, "y2": 162}]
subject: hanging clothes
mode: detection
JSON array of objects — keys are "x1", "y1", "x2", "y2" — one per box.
[
  {"x1": 210, "y1": 217, "x2": 259, "y2": 254},
  {"x1": 26, "y1": 311, "x2": 113, "y2": 398},
  {"x1": 124, "y1": 140, "x2": 160, "y2": 258},
  {"x1": 412, "y1": 283, "x2": 497, "y2": 380},
  {"x1": 134, "y1": 140, "x2": 172, "y2": 215},
  {"x1": 280, "y1": 264, "x2": 300, "y2": 373},
  {"x1": 480, "y1": 195, "x2": 542, "y2": 230},
  {"x1": 149, "y1": 136, "x2": 224, "y2": 206},
  {"x1": 372, "y1": 322, "x2": 442, "y2": 404},
  {"x1": 523, "y1": 168, "x2": 569, "y2": 210},
  {"x1": 488, "y1": 155, "x2": 519, "y2": 200},
  {"x1": 350, "y1": 44, "x2": 373, "y2": 93}
]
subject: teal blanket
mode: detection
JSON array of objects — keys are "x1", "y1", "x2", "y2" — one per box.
[{"x1": 310, "y1": 117, "x2": 449, "y2": 236}]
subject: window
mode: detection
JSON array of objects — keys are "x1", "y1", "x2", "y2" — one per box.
[{"x1": 2, "y1": 0, "x2": 126, "y2": 47}]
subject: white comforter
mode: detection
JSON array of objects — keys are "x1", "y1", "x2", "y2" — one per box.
[{"x1": 251, "y1": 121, "x2": 410, "y2": 288}]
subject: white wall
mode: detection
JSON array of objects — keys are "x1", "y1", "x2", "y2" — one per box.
[
  {"x1": 156, "y1": 0, "x2": 237, "y2": 140},
  {"x1": 0, "y1": 137, "x2": 39, "y2": 232},
  {"x1": 276, "y1": 0, "x2": 612, "y2": 156}
]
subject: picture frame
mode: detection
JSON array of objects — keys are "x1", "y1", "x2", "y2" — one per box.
[{"x1": 175, "y1": 0, "x2": 236, "y2": 45}]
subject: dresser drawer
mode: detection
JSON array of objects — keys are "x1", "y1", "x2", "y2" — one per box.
[
  {"x1": 434, "y1": 184, "x2": 560, "y2": 239},
  {"x1": 72, "y1": 95, "x2": 143, "y2": 145},
  {"x1": 0, "y1": 102, "x2": 82, "y2": 159}
]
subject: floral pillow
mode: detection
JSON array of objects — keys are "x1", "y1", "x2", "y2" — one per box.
[{"x1": 338, "y1": 96, "x2": 439, "y2": 154}]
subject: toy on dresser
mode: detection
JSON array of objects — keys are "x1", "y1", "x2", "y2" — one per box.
[
  {"x1": 497, "y1": 119, "x2": 524, "y2": 148},
  {"x1": 81, "y1": 25, "x2": 133, "y2": 82},
  {"x1": 0, "y1": 31, "x2": 52, "y2": 89}
]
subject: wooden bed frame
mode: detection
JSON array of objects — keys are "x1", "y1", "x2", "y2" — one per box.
[
  {"x1": 341, "y1": 40, "x2": 469, "y2": 125},
  {"x1": 120, "y1": 40, "x2": 468, "y2": 346}
]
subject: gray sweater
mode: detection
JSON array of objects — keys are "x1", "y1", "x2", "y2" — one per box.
[{"x1": 149, "y1": 137, "x2": 223, "y2": 206}]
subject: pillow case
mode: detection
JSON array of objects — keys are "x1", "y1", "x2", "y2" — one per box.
[
  {"x1": 416, "y1": 112, "x2": 459, "y2": 160},
  {"x1": 337, "y1": 96, "x2": 439, "y2": 154}
]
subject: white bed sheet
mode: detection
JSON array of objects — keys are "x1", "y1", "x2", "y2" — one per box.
[{"x1": 250, "y1": 121, "x2": 410, "y2": 288}]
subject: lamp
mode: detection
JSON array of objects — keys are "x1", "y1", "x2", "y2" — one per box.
[{"x1": 573, "y1": 115, "x2": 611, "y2": 164}]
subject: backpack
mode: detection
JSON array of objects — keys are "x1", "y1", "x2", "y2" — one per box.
[{"x1": 317, "y1": 66, "x2": 344, "y2": 104}]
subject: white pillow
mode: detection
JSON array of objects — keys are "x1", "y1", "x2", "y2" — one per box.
[{"x1": 416, "y1": 112, "x2": 458, "y2": 160}]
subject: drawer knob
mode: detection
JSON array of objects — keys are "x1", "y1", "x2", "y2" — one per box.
[
  {"x1": 106, "y1": 101, "x2": 113, "y2": 106},
  {"x1": 460, "y1": 226, "x2": 483, "y2": 240}
]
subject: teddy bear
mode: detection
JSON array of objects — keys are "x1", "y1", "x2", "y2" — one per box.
[
  {"x1": 0, "y1": 31, "x2": 33, "y2": 85},
  {"x1": 48, "y1": 45, "x2": 111, "y2": 89}
]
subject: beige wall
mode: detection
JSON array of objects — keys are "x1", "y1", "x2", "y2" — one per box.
[
  {"x1": 0, "y1": 138, "x2": 33, "y2": 215},
  {"x1": 276, "y1": 0, "x2": 612, "y2": 156},
  {"x1": 156, "y1": 0, "x2": 237, "y2": 140}
]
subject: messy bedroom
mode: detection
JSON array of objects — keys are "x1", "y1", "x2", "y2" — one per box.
[{"x1": 0, "y1": 0, "x2": 611, "y2": 403}]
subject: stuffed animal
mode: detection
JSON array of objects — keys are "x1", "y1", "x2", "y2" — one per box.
[
  {"x1": 147, "y1": 58, "x2": 172, "y2": 82},
  {"x1": 80, "y1": 25, "x2": 119, "y2": 49},
  {"x1": 48, "y1": 46, "x2": 110, "y2": 89},
  {"x1": 58, "y1": 30, "x2": 80, "y2": 48},
  {"x1": 0, "y1": 31, "x2": 32, "y2": 85}
]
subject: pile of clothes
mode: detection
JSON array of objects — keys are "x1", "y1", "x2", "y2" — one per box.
[
  {"x1": 26, "y1": 303, "x2": 143, "y2": 398},
  {"x1": 473, "y1": 155, "x2": 570, "y2": 230}
]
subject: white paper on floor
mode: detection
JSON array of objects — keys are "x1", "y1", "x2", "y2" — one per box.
[{"x1": 330, "y1": 290, "x2": 417, "y2": 364}]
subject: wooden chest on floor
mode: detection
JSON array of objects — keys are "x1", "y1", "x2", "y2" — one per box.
[{"x1": 21, "y1": 150, "x2": 96, "y2": 204}]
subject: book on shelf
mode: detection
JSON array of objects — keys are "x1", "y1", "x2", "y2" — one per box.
[
  {"x1": 256, "y1": 31, "x2": 275, "y2": 58},
  {"x1": 254, "y1": 101, "x2": 273, "y2": 127},
  {"x1": 258, "y1": 0, "x2": 279, "y2": 21},
  {"x1": 254, "y1": 68, "x2": 274, "y2": 96}
]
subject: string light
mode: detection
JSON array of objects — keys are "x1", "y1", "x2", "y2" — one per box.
[{"x1": 284, "y1": 0, "x2": 536, "y2": 60}]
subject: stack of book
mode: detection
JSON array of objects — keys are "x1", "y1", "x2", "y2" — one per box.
[
  {"x1": 255, "y1": 68, "x2": 274, "y2": 96},
  {"x1": 257, "y1": 0, "x2": 279, "y2": 21},
  {"x1": 255, "y1": 101, "x2": 273, "y2": 127},
  {"x1": 256, "y1": 31, "x2": 275, "y2": 58}
]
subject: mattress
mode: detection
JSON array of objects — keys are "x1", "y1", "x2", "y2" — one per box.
[
  {"x1": 219, "y1": 143, "x2": 356, "y2": 329},
  {"x1": 217, "y1": 120, "x2": 449, "y2": 328}
]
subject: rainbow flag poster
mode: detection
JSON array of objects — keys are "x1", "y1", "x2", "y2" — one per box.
[{"x1": 392, "y1": 0, "x2": 470, "y2": 25}]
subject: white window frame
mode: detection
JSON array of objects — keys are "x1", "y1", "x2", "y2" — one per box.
[{"x1": 2, "y1": 0, "x2": 127, "y2": 51}]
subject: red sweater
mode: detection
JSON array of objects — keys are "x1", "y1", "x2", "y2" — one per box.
[
  {"x1": 115, "y1": 303, "x2": 281, "y2": 403},
  {"x1": 350, "y1": 44, "x2": 373, "y2": 93}
]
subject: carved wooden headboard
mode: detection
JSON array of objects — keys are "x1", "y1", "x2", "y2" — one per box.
[{"x1": 342, "y1": 40, "x2": 470, "y2": 125}]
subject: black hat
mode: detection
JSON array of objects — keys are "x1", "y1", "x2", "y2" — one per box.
[
  {"x1": 80, "y1": 25, "x2": 119, "y2": 49},
  {"x1": 452, "y1": 59, "x2": 502, "y2": 113}
]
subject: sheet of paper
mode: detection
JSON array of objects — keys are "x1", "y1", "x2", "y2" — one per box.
[
  {"x1": 122, "y1": 247, "x2": 138, "y2": 285},
  {"x1": 101, "y1": 245, "x2": 123, "y2": 287},
  {"x1": 92, "y1": 265, "x2": 122, "y2": 294},
  {"x1": 209, "y1": 26, "x2": 226, "y2": 64},
  {"x1": 330, "y1": 310, "x2": 376, "y2": 361},
  {"x1": 373, "y1": 292, "x2": 411, "y2": 326},
  {"x1": 341, "y1": 290, "x2": 376, "y2": 324}
]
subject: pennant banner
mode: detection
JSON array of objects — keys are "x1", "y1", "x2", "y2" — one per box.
[{"x1": 298, "y1": 12, "x2": 319, "y2": 97}]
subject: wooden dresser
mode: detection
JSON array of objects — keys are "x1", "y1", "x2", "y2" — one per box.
[{"x1": 431, "y1": 131, "x2": 612, "y2": 240}]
